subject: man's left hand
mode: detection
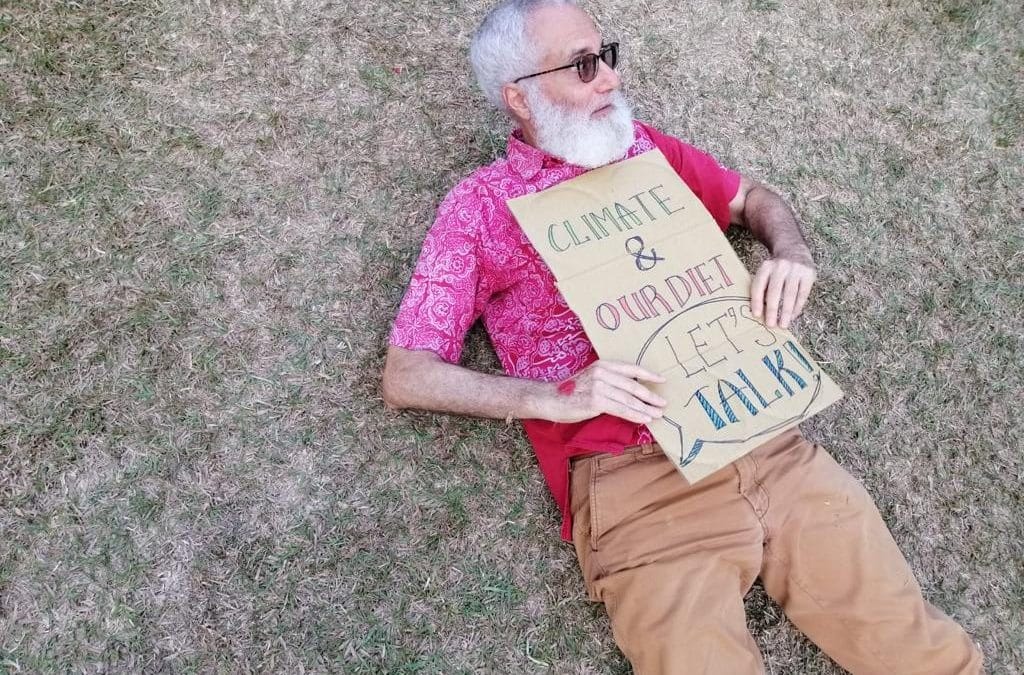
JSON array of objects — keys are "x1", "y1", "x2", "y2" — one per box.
[{"x1": 750, "y1": 253, "x2": 817, "y2": 329}]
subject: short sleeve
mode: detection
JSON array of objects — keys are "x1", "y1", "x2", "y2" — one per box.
[
  {"x1": 639, "y1": 122, "x2": 741, "y2": 231},
  {"x1": 389, "y1": 190, "x2": 487, "y2": 363}
]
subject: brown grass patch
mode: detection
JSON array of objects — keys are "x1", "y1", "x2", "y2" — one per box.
[{"x1": 1, "y1": 0, "x2": 1021, "y2": 671}]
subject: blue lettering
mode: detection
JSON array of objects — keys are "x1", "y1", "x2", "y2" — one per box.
[{"x1": 762, "y1": 348, "x2": 808, "y2": 396}]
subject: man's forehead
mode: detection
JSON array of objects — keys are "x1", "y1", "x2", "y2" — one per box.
[{"x1": 529, "y1": 4, "x2": 602, "y2": 62}]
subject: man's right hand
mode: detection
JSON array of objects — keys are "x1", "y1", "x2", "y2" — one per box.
[{"x1": 544, "y1": 360, "x2": 667, "y2": 425}]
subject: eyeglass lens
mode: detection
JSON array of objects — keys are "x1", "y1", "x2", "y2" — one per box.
[{"x1": 578, "y1": 43, "x2": 618, "y2": 83}]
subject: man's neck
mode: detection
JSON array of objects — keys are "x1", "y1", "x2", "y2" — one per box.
[{"x1": 517, "y1": 118, "x2": 540, "y2": 150}]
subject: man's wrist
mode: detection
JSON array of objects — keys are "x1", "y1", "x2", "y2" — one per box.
[
  {"x1": 772, "y1": 244, "x2": 814, "y2": 266},
  {"x1": 518, "y1": 379, "x2": 556, "y2": 420}
]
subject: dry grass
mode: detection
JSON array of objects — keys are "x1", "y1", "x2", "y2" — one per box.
[{"x1": 1, "y1": 0, "x2": 1022, "y2": 672}]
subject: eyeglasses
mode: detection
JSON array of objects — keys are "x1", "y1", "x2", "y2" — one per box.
[{"x1": 513, "y1": 42, "x2": 619, "y2": 84}]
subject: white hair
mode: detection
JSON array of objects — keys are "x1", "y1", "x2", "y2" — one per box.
[
  {"x1": 519, "y1": 78, "x2": 634, "y2": 168},
  {"x1": 469, "y1": 0, "x2": 577, "y2": 111}
]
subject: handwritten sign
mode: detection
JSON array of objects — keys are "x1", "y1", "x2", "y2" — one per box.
[{"x1": 507, "y1": 150, "x2": 843, "y2": 483}]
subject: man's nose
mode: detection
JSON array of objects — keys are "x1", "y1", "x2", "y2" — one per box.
[{"x1": 592, "y1": 57, "x2": 620, "y2": 93}]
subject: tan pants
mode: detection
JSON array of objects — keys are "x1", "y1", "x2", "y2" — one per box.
[{"x1": 569, "y1": 430, "x2": 983, "y2": 674}]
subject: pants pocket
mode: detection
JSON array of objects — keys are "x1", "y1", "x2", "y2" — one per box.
[{"x1": 589, "y1": 448, "x2": 667, "y2": 553}]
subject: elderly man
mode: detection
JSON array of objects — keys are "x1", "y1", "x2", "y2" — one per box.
[{"x1": 382, "y1": 0, "x2": 982, "y2": 672}]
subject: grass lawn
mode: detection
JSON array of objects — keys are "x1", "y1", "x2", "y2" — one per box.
[{"x1": 1, "y1": 0, "x2": 1021, "y2": 672}]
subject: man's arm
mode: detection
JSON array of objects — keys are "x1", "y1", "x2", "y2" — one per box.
[
  {"x1": 728, "y1": 176, "x2": 817, "y2": 329},
  {"x1": 383, "y1": 345, "x2": 666, "y2": 423}
]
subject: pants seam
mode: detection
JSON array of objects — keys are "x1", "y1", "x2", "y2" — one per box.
[
  {"x1": 746, "y1": 453, "x2": 771, "y2": 538},
  {"x1": 757, "y1": 482, "x2": 771, "y2": 538},
  {"x1": 588, "y1": 462, "x2": 610, "y2": 579}
]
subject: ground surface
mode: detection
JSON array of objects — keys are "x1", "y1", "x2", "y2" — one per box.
[{"x1": 1, "y1": 0, "x2": 1022, "y2": 672}]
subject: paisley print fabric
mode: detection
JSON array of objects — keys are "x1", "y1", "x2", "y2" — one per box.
[{"x1": 390, "y1": 121, "x2": 741, "y2": 540}]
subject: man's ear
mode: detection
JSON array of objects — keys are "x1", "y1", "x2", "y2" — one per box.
[{"x1": 502, "y1": 82, "x2": 532, "y2": 121}]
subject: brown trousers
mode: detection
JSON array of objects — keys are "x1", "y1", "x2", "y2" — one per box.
[{"x1": 569, "y1": 429, "x2": 983, "y2": 674}]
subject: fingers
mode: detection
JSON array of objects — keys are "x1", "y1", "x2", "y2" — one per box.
[
  {"x1": 604, "y1": 400, "x2": 656, "y2": 424},
  {"x1": 764, "y1": 265, "x2": 786, "y2": 328},
  {"x1": 574, "y1": 361, "x2": 667, "y2": 424},
  {"x1": 793, "y1": 276, "x2": 813, "y2": 319},
  {"x1": 594, "y1": 360, "x2": 666, "y2": 383},
  {"x1": 778, "y1": 275, "x2": 799, "y2": 328},
  {"x1": 751, "y1": 259, "x2": 816, "y2": 328},
  {"x1": 598, "y1": 383, "x2": 663, "y2": 426},
  {"x1": 597, "y1": 368, "x2": 667, "y2": 407},
  {"x1": 779, "y1": 267, "x2": 816, "y2": 327},
  {"x1": 750, "y1": 262, "x2": 771, "y2": 320}
]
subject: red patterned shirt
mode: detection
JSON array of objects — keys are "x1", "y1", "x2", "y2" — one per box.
[{"x1": 390, "y1": 121, "x2": 741, "y2": 541}]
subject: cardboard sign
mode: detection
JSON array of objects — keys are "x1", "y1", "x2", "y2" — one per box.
[{"x1": 507, "y1": 149, "x2": 843, "y2": 483}]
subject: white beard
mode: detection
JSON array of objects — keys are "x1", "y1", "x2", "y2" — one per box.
[{"x1": 522, "y1": 83, "x2": 635, "y2": 169}]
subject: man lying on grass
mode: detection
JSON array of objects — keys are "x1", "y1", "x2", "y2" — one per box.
[{"x1": 382, "y1": 0, "x2": 982, "y2": 672}]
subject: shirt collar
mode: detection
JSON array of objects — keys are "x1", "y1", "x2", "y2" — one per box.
[
  {"x1": 505, "y1": 124, "x2": 643, "y2": 181},
  {"x1": 506, "y1": 129, "x2": 560, "y2": 181}
]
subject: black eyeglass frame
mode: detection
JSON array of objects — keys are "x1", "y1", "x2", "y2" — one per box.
[{"x1": 512, "y1": 42, "x2": 619, "y2": 84}]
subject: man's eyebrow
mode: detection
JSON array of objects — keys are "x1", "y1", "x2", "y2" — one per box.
[{"x1": 563, "y1": 41, "x2": 604, "y2": 61}]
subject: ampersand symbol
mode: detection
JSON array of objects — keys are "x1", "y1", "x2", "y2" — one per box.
[{"x1": 624, "y1": 235, "x2": 665, "y2": 271}]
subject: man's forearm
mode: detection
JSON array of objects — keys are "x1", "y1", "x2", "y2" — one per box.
[
  {"x1": 383, "y1": 347, "x2": 552, "y2": 420},
  {"x1": 382, "y1": 346, "x2": 667, "y2": 425},
  {"x1": 742, "y1": 186, "x2": 813, "y2": 263},
  {"x1": 734, "y1": 183, "x2": 818, "y2": 328}
]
